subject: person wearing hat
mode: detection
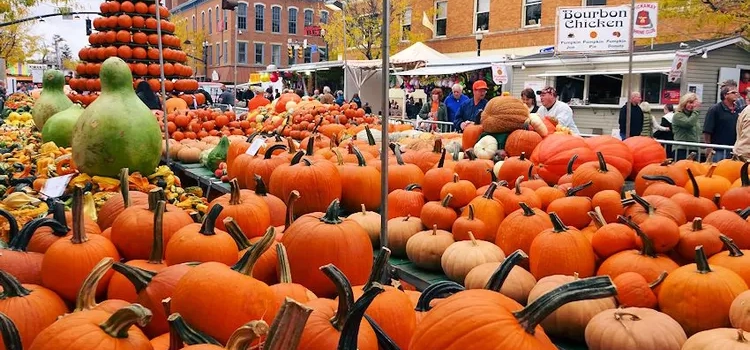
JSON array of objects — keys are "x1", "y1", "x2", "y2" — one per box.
[
  {"x1": 454, "y1": 80, "x2": 489, "y2": 131},
  {"x1": 248, "y1": 86, "x2": 271, "y2": 111},
  {"x1": 536, "y1": 86, "x2": 580, "y2": 134}
]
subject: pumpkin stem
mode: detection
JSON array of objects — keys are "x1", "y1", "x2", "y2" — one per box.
[
  {"x1": 390, "y1": 143, "x2": 406, "y2": 165},
  {"x1": 7, "y1": 217, "x2": 67, "y2": 251},
  {"x1": 514, "y1": 176, "x2": 524, "y2": 195},
  {"x1": 264, "y1": 144, "x2": 288, "y2": 159},
  {"x1": 613, "y1": 312, "x2": 641, "y2": 321},
  {"x1": 466, "y1": 204, "x2": 476, "y2": 220},
  {"x1": 414, "y1": 281, "x2": 465, "y2": 312},
  {"x1": 70, "y1": 185, "x2": 87, "y2": 244},
  {"x1": 513, "y1": 276, "x2": 616, "y2": 334},
  {"x1": 714, "y1": 194, "x2": 722, "y2": 208},
  {"x1": 305, "y1": 135, "x2": 316, "y2": 156},
  {"x1": 147, "y1": 188, "x2": 162, "y2": 211},
  {"x1": 687, "y1": 168, "x2": 701, "y2": 198},
  {"x1": 290, "y1": 150, "x2": 305, "y2": 165},
  {"x1": 740, "y1": 162, "x2": 750, "y2": 187},
  {"x1": 705, "y1": 150, "x2": 716, "y2": 167},
  {"x1": 440, "y1": 194, "x2": 453, "y2": 208},
  {"x1": 468, "y1": 231, "x2": 479, "y2": 246},
  {"x1": 352, "y1": 146, "x2": 368, "y2": 167},
  {"x1": 232, "y1": 226, "x2": 277, "y2": 276},
  {"x1": 487, "y1": 168, "x2": 498, "y2": 183},
  {"x1": 738, "y1": 329, "x2": 748, "y2": 343},
  {"x1": 588, "y1": 207, "x2": 606, "y2": 229},
  {"x1": 740, "y1": 207, "x2": 750, "y2": 220},
  {"x1": 284, "y1": 190, "x2": 300, "y2": 231},
  {"x1": 452, "y1": 173, "x2": 460, "y2": 183},
  {"x1": 320, "y1": 199, "x2": 343, "y2": 224},
  {"x1": 0, "y1": 269, "x2": 31, "y2": 297},
  {"x1": 365, "y1": 314, "x2": 400, "y2": 350},
  {"x1": 364, "y1": 248, "x2": 392, "y2": 291},
  {"x1": 566, "y1": 181, "x2": 593, "y2": 196},
  {"x1": 225, "y1": 321, "x2": 269, "y2": 350},
  {"x1": 360, "y1": 204, "x2": 367, "y2": 215},
  {"x1": 111, "y1": 263, "x2": 156, "y2": 294},
  {"x1": 224, "y1": 217, "x2": 252, "y2": 250},
  {"x1": 254, "y1": 175, "x2": 269, "y2": 196},
  {"x1": 527, "y1": 164, "x2": 535, "y2": 181},
  {"x1": 641, "y1": 175, "x2": 676, "y2": 185},
  {"x1": 0, "y1": 311, "x2": 22, "y2": 350},
  {"x1": 630, "y1": 193, "x2": 655, "y2": 216},
  {"x1": 437, "y1": 148, "x2": 447, "y2": 168},
  {"x1": 119, "y1": 168, "x2": 131, "y2": 208},
  {"x1": 566, "y1": 154, "x2": 579, "y2": 175},
  {"x1": 337, "y1": 283, "x2": 385, "y2": 350},
  {"x1": 686, "y1": 152, "x2": 697, "y2": 161},
  {"x1": 74, "y1": 257, "x2": 114, "y2": 312},
  {"x1": 264, "y1": 299, "x2": 314, "y2": 350},
  {"x1": 228, "y1": 178, "x2": 243, "y2": 205},
  {"x1": 198, "y1": 204, "x2": 223, "y2": 236},
  {"x1": 719, "y1": 234, "x2": 744, "y2": 257},
  {"x1": 519, "y1": 152, "x2": 526, "y2": 161},
  {"x1": 301, "y1": 158, "x2": 313, "y2": 166},
  {"x1": 548, "y1": 212, "x2": 568, "y2": 233},
  {"x1": 695, "y1": 246, "x2": 711, "y2": 273},
  {"x1": 431, "y1": 224, "x2": 438, "y2": 235},
  {"x1": 661, "y1": 159, "x2": 674, "y2": 166},
  {"x1": 276, "y1": 243, "x2": 294, "y2": 284},
  {"x1": 484, "y1": 250, "x2": 529, "y2": 291},
  {"x1": 648, "y1": 271, "x2": 668, "y2": 289},
  {"x1": 482, "y1": 182, "x2": 498, "y2": 199},
  {"x1": 320, "y1": 264, "x2": 355, "y2": 331},
  {"x1": 286, "y1": 137, "x2": 298, "y2": 153},
  {"x1": 618, "y1": 215, "x2": 658, "y2": 258},
  {"x1": 364, "y1": 125, "x2": 376, "y2": 146},
  {"x1": 49, "y1": 200, "x2": 71, "y2": 232},
  {"x1": 333, "y1": 149, "x2": 345, "y2": 166},
  {"x1": 465, "y1": 149, "x2": 478, "y2": 161},
  {"x1": 706, "y1": 164, "x2": 717, "y2": 178},
  {"x1": 692, "y1": 217, "x2": 704, "y2": 231},
  {"x1": 166, "y1": 313, "x2": 222, "y2": 346},
  {"x1": 518, "y1": 202, "x2": 535, "y2": 216},
  {"x1": 147, "y1": 200, "x2": 166, "y2": 264}
]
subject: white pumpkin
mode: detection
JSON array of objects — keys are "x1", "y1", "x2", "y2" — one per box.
[
  {"x1": 493, "y1": 160, "x2": 504, "y2": 178},
  {"x1": 474, "y1": 135, "x2": 498, "y2": 160}
]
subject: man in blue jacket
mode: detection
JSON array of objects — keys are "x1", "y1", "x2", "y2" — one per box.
[
  {"x1": 454, "y1": 80, "x2": 489, "y2": 131},
  {"x1": 444, "y1": 83, "x2": 469, "y2": 125}
]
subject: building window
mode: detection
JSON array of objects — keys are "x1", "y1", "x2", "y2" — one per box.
[
  {"x1": 215, "y1": 7, "x2": 220, "y2": 31},
  {"x1": 304, "y1": 9, "x2": 313, "y2": 26},
  {"x1": 223, "y1": 42, "x2": 228, "y2": 64},
  {"x1": 255, "y1": 4, "x2": 264, "y2": 31},
  {"x1": 271, "y1": 44, "x2": 281, "y2": 66},
  {"x1": 215, "y1": 43, "x2": 220, "y2": 65},
  {"x1": 523, "y1": 0, "x2": 542, "y2": 27},
  {"x1": 288, "y1": 8, "x2": 298, "y2": 34},
  {"x1": 554, "y1": 76, "x2": 585, "y2": 103},
  {"x1": 237, "y1": 42, "x2": 247, "y2": 64},
  {"x1": 201, "y1": 12, "x2": 205, "y2": 29},
  {"x1": 208, "y1": 9, "x2": 212, "y2": 33},
  {"x1": 401, "y1": 8, "x2": 412, "y2": 41},
  {"x1": 435, "y1": 1, "x2": 447, "y2": 37},
  {"x1": 206, "y1": 45, "x2": 212, "y2": 68},
  {"x1": 475, "y1": 0, "x2": 489, "y2": 31},
  {"x1": 585, "y1": 0, "x2": 606, "y2": 5},
  {"x1": 272, "y1": 6, "x2": 281, "y2": 33},
  {"x1": 587, "y1": 75, "x2": 622, "y2": 104},
  {"x1": 224, "y1": 10, "x2": 228, "y2": 31},
  {"x1": 254, "y1": 43, "x2": 264, "y2": 64},
  {"x1": 237, "y1": 3, "x2": 247, "y2": 30},
  {"x1": 304, "y1": 47, "x2": 311, "y2": 63},
  {"x1": 642, "y1": 73, "x2": 681, "y2": 105},
  {"x1": 320, "y1": 10, "x2": 329, "y2": 24},
  {"x1": 192, "y1": 15, "x2": 196, "y2": 31}
]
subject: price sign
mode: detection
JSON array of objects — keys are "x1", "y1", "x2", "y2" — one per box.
[
  {"x1": 245, "y1": 137, "x2": 267, "y2": 156},
  {"x1": 39, "y1": 173, "x2": 76, "y2": 199}
]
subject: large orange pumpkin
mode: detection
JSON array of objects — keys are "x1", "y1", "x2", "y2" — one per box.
[
  {"x1": 623, "y1": 136, "x2": 667, "y2": 179},
  {"x1": 275, "y1": 92, "x2": 302, "y2": 113},
  {"x1": 530, "y1": 134, "x2": 596, "y2": 185}
]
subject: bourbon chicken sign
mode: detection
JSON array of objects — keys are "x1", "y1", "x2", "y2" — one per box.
[{"x1": 555, "y1": 5, "x2": 631, "y2": 53}]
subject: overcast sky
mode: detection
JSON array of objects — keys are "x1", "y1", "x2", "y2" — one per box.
[{"x1": 29, "y1": 0, "x2": 101, "y2": 59}]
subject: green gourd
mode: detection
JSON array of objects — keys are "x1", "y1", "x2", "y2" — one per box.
[
  {"x1": 42, "y1": 104, "x2": 85, "y2": 148},
  {"x1": 72, "y1": 57, "x2": 162, "y2": 177},
  {"x1": 31, "y1": 69, "x2": 73, "y2": 129}
]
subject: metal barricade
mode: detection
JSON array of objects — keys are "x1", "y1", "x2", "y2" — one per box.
[
  {"x1": 579, "y1": 133, "x2": 735, "y2": 162},
  {"x1": 380, "y1": 116, "x2": 456, "y2": 133}
]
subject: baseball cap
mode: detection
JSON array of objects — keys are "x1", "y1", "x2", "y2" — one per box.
[
  {"x1": 537, "y1": 86, "x2": 557, "y2": 96},
  {"x1": 473, "y1": 80, "x2": 488, "y2": 91}
]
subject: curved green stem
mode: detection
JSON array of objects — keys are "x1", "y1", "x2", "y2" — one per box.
[
  {"x1": 305, "y1": 135, "x2": 316, "y2": 156},
  {"x1": 337, "y1": 283, "x2": 385, "y2": 350},
  {"x1": 99, "y1": 305, "x2": 153, "y2": 338},
  {"x1": 641, "y1": 175, "x2": 676, "y2": 185},
  {"x1": 148, "y1": 200, "x2": 166, "y2": 264},
  {"x1": 71, "y1": 185, "x2": 87, "y2": 244},
  {"x1": 199, "y1": 204, "x2": 223, "y2": 236},
  {"x1": 687, "y1": 168, "x2": 701, "y2": 198},
  {"x1": 595, "y1": 152, "x2": 609, "y2": 172},
  {"x1": 320, "y1": 264, "x2": 354, "y2": 331},
  {"x1": 224, "y1": 217, "x2": 252, "y2": 250},
  {"x1": 166, "y1": 313, "x2": 222, "y2": 346},
  {"x1": 441, "y1": 194, "x2": 453, "y2": 208},
  {"x1": 630, "y1": 193, "x2": 655, "y2": 216},
  {"x1": 565, "y1": 154, "x2": 579, "y2": 175},
  {"x1": 618, "y1": 215, "x2": 657, "y2": 257},
  {"x1": 264, "y1": 144, "x2": 288, "y2": 159},
  {"x1": 254, "y1": 175, "x2": 269, "y2": 196},
  {"x1": 111, "y1": 262, "x2": 156, "y2": 294},
  {"x1": 365, "y1": 315, "x2": 400, "y2": 350},
  {"x1": 8, "y1": 217, "x2": 67, "y2": 251},
  {"x1": 414, "y1": 281, "x2": 465, "y2": 312},
  {"x1": 119, "y1": 168, "x2": 131, "y2": 208},
  {"x1": 483, "y1": 182, "x2": 498, "y2": 199},
  {"x1": 232, "y1": 226, "x2": 277, "y2": 276},
  {"x1": 264, "y1": 299, "x2": 314, "y2": 350},
  {"x1": 0, "y1": 269, "x2": 31, "y2": 297},
  {"x1": 518, "y1": 202, "x2": 535, "y2": 216},
  {"x1": 390, "y1": 143, "x2": 406, "y2": 165},
  {"x1": 648, "y1": 271, "x2": 668, "y2": 289},
  {"x1": 320, "y1": 199, "x2": 343, "y2": 224},
  {"x1": 364, "y1": 247, "x2": 391, "y2": 291},
  {"x1": 290, "y1": 151, "x2": 305, "y2": 165},
  {"x1": 437, "y1": 148, "x2": 447, "y2": 168},
  {"x1": 284, "y1": 190, "x2": 300, "y2": 231},
  {"x1": 719, "y1": 234, "x2": 744, "y2": 257},
  {"x1": 566, "y1": 180, "x2": 593, "y2": 196},
  {"x1": 695, "y1": 246, "x2": 711, "y2": 273},
  {"x1": 74, "y1": 257, "x2": 114, "y2": 312},
  {"x1": 0, "y1": 311, "x2": 22, "y2": 350},
  {"x1": 548, "y1": 212, "x2": 568, "y2": 233},
  {"x1": 276, "y1": 243, "x2": 293, "y2": 284},
  {"x1": 485, "y1": 250, "x2": 529, "y2": 291},
  {"x1": 225, "y1": 321, "x2": 269, "y2": 350}
]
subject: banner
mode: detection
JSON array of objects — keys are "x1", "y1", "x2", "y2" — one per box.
[
  {"x1": 555, "y1": 6, "x2": 631, "y2": 53},
  {"x1": 491, "y1": 63, "x2": 508, "y2": 85},
  {"x1": 668, "y1": 51, "x2": 689, "y2": 83},
  {"x1": 633, "y1": 3, "x2": 658, "y2": 38}
]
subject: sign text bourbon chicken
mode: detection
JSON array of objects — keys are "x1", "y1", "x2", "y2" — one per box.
[{"x1": 555, "y1": 5, "x2": 631, "y2": 53}]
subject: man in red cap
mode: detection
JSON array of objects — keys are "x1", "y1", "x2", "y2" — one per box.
[{"x1": 454, "y1": 80, "x2": 489, "y2": 131}]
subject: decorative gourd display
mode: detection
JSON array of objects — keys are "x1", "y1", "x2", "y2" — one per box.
[
  {"x1": 584, "y1": 308, "x2": 686, "y2": 350},
  {"x1": 41, "y1": 104, "x2": 85, "y2": 147},
  {"x1": 72, "y1": 57, "x2": 162, "y2": 177},
  {"x1": 480, "y1": 96, "x2": 530, "y2": 133},
  {"x1": 32, "y1": 69, "x2": 73, "y2": 129},
  {"x1": 440, "y1": 232, "x2": 505, "y2": 283}
]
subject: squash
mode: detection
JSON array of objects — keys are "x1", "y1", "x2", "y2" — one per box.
[
  {"x1": 165, "y1": 96, "x2": 188, "y2": 113},
  {"x1": 681, "y1": 328, "x2": 750, "y2": 349},
  {"x1": 386, "y1": 215, "x2": 425, "y2": 258},
  {"x1": 406, "y1": 225, "x2": 454, "y2": 272},
  {"x1": 440, "y1": 232, "x2": 505, "y2": 284},
  {"x1": 473, "y1": 135, "x2": 498, "y2": 160},
  {"x1": 584, "y1": 308, "x2": 686, "y2": 350}
]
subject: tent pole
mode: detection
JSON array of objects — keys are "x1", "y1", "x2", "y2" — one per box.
[
  {"x1": 379, "y1": 0, "x2": 390, "y2": 249},
  {"x1": 154, "y1": 0, "x2": 171, "y2": 167}
]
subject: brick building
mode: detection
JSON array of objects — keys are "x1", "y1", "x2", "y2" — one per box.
[{"x1": 169, "y1": 0, "x2": 328, "y2": 83}]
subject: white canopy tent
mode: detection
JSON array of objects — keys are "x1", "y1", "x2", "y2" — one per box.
[{"x1": 389, "y1": 42, "x2": 449, "y2": 65}]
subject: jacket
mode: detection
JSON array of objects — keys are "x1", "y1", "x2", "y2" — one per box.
[
  {"x1": 671, "y1": 109, "x2": 701, "y2": 150},
  {"x1": 454, "y1": 98, "x2": 488, "y2": 131},
  {"x1": 418, "y1": 99, "x2": 448, "y2": 122},
  {"x1": 618, "y1": 103, "x2": 644, "y2": 138}
]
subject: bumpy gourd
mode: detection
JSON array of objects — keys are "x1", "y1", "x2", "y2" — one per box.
[
  {"x1": 72, "y1": 57, "x2": 162, "y2": 177},
  {"x1": 32, "y1": 69, "x2": 73, "y2": 129},
  {"x1": 42, "y1": 104, "x2": 84, "y2": 147}
]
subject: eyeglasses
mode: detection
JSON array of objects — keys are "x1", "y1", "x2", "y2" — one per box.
[{"x1": 728, "y1": 90, "x2": 739, "y2": 95}]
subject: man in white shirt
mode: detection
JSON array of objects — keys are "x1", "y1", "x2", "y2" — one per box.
[{"x1": 536, "y1": 86, "x2": 580, "y2": 134}]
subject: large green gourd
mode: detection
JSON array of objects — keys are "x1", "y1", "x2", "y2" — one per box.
[
  {"x1": 31, "y1": 69, "x2": 73, "y2": 129},
  {"x1": 42, "y1": 104, "x2": 85, "y2": 148},
  {"x1": 72, "y1": 57, "x2": 162, "y2": 177}
]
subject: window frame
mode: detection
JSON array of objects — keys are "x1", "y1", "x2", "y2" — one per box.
[
  {"x1": 583, "y1": 0, "x2": 607, "y2": 5},
  {"x1": 254, "y1": 3, "x2": 265, "y2": 32},
  {"x1": 237, "y1": 40, "x2": 249, "y2": 64},
  {"x1": 271, "y1": 44, "x2": 281, "y2": 66},
  {"x1": 401, "y1": 7, "x2": 412, "y2": 42},
  {"x1": 474, "y1": 0, "x2": 490, "y2": 32},
  {"x1": 192, "y1": 15, "x2": 196, "y2": 31},
  {"x1": 201, "y1": 11, "x2": 205, "y2": 30},
  {"x1": 208, "y1": 9, "x2": 213, "y2": 33},
  {"x1": 223, "y1": 9, "x2": 228, "y2": 31},
  {"x1": 303, "y1": 8, "x2": 313, "y2": 27},
  {"x1": 206, "y1": 44, "x2": 212, "y2": 68},
  {"x1": 304, "y1": 46, "x2": 311, "y2": 63},
  {"x1": 288, "y1": 7, "x2": 298, "y2": 35},
  {"x1": 641, "y1": 73, "x2": 679, "y2": 105},
  {"x1": 320, "y1": 10, "x2": 329, "y2": 24},
  {"x1": 522, "y1": 0, "x2": 542, "y2": 28},
  {"x1": 253, "y1": 42, "x2": 264, "y2": 65},
  {"x1": 435, "y1": 1, "x2": 447, "y2": 37},
  {"x1": 237, "y1": 2, "x2": 248, "y2": 31},
  {"x1": 223, "y1": 40, "x2": 228, "y2": 64},
  {"x1": 271, "y1": 5, "x2": 282, "y2": 33},
  {"x1": 215, "y1": 42, "x2": 220, "y2": 65}
]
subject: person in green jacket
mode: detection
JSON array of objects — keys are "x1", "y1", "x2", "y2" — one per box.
[
  {"x1": 671, "y1": 92, "x2": 702, "y2": 160},
  {"x1": 418, "y1": 88, "x2": 449, "y2": 132}
]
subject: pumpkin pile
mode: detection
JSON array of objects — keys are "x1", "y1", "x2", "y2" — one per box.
[{"x1": 67, "y1": 0, "x2": 200, "y2": 106}]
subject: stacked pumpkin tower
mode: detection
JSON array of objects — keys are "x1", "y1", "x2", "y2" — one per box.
[{"x1": 68, "y1": 0, "x2": 202, "y2": 106}]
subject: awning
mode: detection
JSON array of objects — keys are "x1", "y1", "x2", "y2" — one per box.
[
  {"x1": 394, "y1": 63, "x2": 491, "y2": 76},
  {"x1": 532, "y1": 67, "x2": 671, "y2": 77},
  {"x1": 390, "y1": 42, "x2": 449, "y2": 65}
]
